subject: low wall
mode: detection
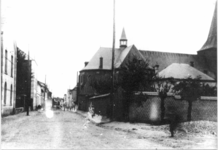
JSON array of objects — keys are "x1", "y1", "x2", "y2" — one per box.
[
  {"x1": 2, "y1": 106, "x2": 14, "y2": 116},
  {"x1": 89, "y1": 94, "x2": 111, "y2": 117},
  {"x1": 129, "y1": 93, "x2": 217, "y2": 123}
]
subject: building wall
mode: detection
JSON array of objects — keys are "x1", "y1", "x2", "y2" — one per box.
[
  {"x1": 79, "y1": 70, "x2": 112, "y2": 96},
  {"x1": 1, "y1": 32, "x2": 16, "y2": 116},
  {"x1": 197, "y1": 48, "x2": 217, "y2": 79},
  {"x1": 72, "y1": 88, "x2": 77, "y2": 102},
  {"x1": 31, "y1": 61, "x2": 38, "y2": 110},
  {"x1": 36, "y1": 84, "x2": 44, "y2": 108}
]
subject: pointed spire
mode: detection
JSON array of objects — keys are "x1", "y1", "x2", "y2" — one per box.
[
  {"x1": 120, "y1": 28, "x2": 128, "y2": 48},
  {"x1": 200, "y1": 2, "x2": 217, "y2": 51},
  {"x1": 120, "y1": 28, "x2": 127, "y2": 40}
]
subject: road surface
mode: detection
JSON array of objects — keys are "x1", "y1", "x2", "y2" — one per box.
[{"x1": 2, "y1": 109, "x2": 172, "y2": 149}]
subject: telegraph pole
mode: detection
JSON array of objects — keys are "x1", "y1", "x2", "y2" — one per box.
[
  {"x1": 111, "y1": 0, "x2": 116, "y2": 120},
  {"x1": 26, "y1": 51, "x2": 30, "y2": 116}
]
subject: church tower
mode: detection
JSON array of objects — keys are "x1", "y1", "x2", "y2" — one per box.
[
  {"x1": 198, "y1": 3, "x2": 217, "y2": 79},
  {"x1": 120, "y1": 28, "x2": 127, "y2": 48}
]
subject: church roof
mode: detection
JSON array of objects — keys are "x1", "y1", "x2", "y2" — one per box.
[
  {"x1": 158, "y1": 63, "x2": 214, "y2": 80},
  {"x1": 81, "y1": 45, "x2": 147, "y2": 71},
  {"x1": 199, "y1": 3, "x2": 217, "y2": 51},
  {"x1": 82, "y1": 45, "x2": 133, "y2": 70},
  {"x1": 120, "y1": 28, "x2": 127, "y2": 40}
]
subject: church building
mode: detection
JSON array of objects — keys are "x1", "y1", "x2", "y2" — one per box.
[{"x1": 77, "y1": 4, "x2": 217, "y2": 112}]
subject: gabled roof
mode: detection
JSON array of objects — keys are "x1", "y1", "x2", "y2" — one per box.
[
  {"x1": 82, "y1": 45, "x2": 137, "y2": 70},
  {"x1": 158, "y1": 63, "x2": 214, "y2": 80},
  {"x1": 120, "y1": 28, "x2": 127, "y2": 40},
  {"x1": 139, "y1": 50, "x2": 198, "y2": 70},
  {"x1": 199, "y1": 3, "x2": 217, "y2": 51},
  {"x1": 37, "y1": 81, "x2": 46, "y2": 87}
]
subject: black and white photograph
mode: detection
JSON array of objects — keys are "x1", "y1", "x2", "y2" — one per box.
[{"x1": 1, "y1": 0, "x2": 217, "y2": 149}]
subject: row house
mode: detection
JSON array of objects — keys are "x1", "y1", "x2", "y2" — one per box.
[
  {"x1": 37, "y1": 81, "x2": 52, "y2": 109},
  {"x1": 66, "y1": 87, "x2": 77, "y2": 105},
  {"x1": 1, "y1": 31, "x2": 17, "y2": 116}
]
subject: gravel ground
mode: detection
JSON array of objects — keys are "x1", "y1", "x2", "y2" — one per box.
[
  {"x1": 99, "y1": 120, "x2": 217, "y2": 149},
  {"x1": 2, "y1": 109, "x2": 173, "y2": 149}
]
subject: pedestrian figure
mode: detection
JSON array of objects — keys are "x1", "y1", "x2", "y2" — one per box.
[{"x1": 167, "y1": 106, "x2": 181, "y2": 137}]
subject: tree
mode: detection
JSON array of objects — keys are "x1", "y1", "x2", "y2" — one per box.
[
  {"x1": 155, "y1": 77, "x2": 175, "y2": 122},
  {"x1": 16, "y1": 48, "x2": 27, "y2": 108},
  {"x1": 119, "y1": 57, "x2": 155, "y2": 121},
  {"x1": 173, "y1": 76, "x2": 202, "y2": 121},
  {"x1": 16, "y1": 48, "x2": 34, "y2": 113}
]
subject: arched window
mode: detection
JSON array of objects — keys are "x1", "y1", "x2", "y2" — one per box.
[
  {"x1": 4, "y1": 82, "x2": 7, "y2": 105},
  {"x1": 5, "y1": 50, "x2": 7, "y2": 74},
  {"x1": 10, "y1": 84, "x2": 13, "y2": 106},
  {"x1": 11, "y1": 55, "x2": 13, "y2": 77}
]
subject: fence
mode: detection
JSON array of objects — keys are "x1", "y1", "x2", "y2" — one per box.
[{"x1": 129, "y1": 92, "x2": 217, "y2": 124}]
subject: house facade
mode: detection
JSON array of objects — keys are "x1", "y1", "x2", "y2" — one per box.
[
  {"x1": 1, "y1": 31, "x2": 17, "y2": 116},
  {"x1": 37, "y1": 81, "x2": 51, "y2": 109}
]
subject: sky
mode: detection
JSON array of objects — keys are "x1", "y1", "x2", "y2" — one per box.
[{"x1": 1, "y1": 0, "x2": 216, "y2": 97}]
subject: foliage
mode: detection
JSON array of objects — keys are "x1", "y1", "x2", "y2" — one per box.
[
  {"x1": 16, "y1": 47, "x2": 34, "y2": 108},
  {"x1": 201, "y1": 84, "x2": 217, "y2": 96},
  {"x1": 173, "y1": 76, "x2": 202, "y2": 121},
  {"x1": 119, "y1": 58, "x2": 155, "y2": 93},
  {"x1": 173, "y1": 76, "x2": 202, "y2": 101},
  {"x1": 154, "y1": 77, "x2": 175, "y2": 122},
  {"x1": 118, "y1": 57, "x2": 156, "y2": 120}
]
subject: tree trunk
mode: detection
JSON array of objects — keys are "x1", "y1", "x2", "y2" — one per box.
[
  {"x1": 160, "y1": 97, "x2": 165, "y2": 122},
  {"x1": 26, "y1": 98, "x2": 29, "y2": 116},
  {"x1": 187, "y1": 100, "x2": 192, "y2": 121},
  {"x1": 123, "y1": 93, "x2": 131, "y2": 122}
]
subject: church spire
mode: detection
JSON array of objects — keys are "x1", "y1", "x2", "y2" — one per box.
[
  {"x1": 200, "y1": 2, "x2": 217, "y2": 51},
  {"x1": 120, "y1": 28, "x2": 127, "y2": 48}
]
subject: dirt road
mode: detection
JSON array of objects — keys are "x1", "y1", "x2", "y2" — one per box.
[{"x1": 2, "y1": 110, "x2": 172, "y2": 149}]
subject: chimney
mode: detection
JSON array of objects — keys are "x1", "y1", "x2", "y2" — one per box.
[
  {"x1": 190, "y1": 61, "x2": 194, "y2": 67},
  {"x1": 99, "y1": 57, "x2": 103, "y2": 69},
  {"x1": 84, "y1": 62, "x2": 89, "y2": 67},
  {"x1": 154, "y1": 64, "x2": 159, "y2": 74}
]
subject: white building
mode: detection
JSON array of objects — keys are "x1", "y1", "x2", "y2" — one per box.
[{"x1": 1, "y1": 31, "x2": 17, "y2": 116}]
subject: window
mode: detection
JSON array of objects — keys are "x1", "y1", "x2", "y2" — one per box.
[
  {"x1": 5, "y1": 50, "x2": 7, "y2": 74},
  {"x1": 10, "y1": 84, "x2": 13, "y2": 106},
  {"x1": 4, "y1": 82, "x2": 7, "y2": 105},
  {"x1": 11, "y1": 55, "x2": 13, "y2": 77}
]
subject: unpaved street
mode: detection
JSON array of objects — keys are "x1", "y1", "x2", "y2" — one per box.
[{"x1": 2, "y1": 110, "x2": 172, "y2": 149}]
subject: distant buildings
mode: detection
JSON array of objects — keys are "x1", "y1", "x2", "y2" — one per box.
[
  {"x1": 37, "y1": 81, "x2": 52, "y2": 109},
  {"x1": 1, "y1": 32, "x2": 52, "y2": 116},
  {"x1": 66, "y1": 87, "x2": 77, "y2": 105}
]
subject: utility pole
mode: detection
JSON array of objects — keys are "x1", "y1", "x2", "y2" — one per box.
[
  {"x1": 111, "y1": 0, "x2": 116, "y2": 120},
  {"x1": 26, "y1": 51, "x2": 30, "y2": 116}
]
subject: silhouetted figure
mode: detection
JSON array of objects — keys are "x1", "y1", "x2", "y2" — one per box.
[{"x1": 167, "y1": 106, "x2": 181, "y2": 137}]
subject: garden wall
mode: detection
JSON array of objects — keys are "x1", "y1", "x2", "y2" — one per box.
[{"x1": 129, "y1": 93, "x2": 217, "y2": 123}]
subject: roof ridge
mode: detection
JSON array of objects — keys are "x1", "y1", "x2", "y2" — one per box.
[{"x1": 139, "y1": 49, "x2": 197, "y2": 56}]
